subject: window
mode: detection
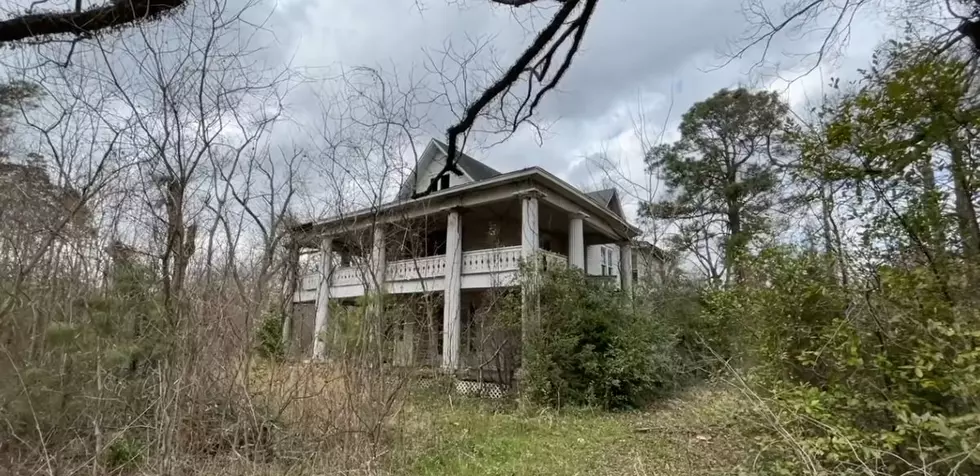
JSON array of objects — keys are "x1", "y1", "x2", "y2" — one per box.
[
  {"x1": 598, "y1": 246, "x2": 619, "y2": 276},
  {"x1": 600, "y1": 246, "x2": 611, "y2": 276},
  {"x1": 438, "y1": 174, "x2": 450, "y2": 190}
]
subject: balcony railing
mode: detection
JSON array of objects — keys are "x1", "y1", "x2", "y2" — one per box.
[
  {"x1": 294, "y1": 246, "x2": 572, "y2": 299},
  {"x1": 461, "y1": 246, "x2": 523, "y2": 274},
  {"x1": 387, "y1": 254, "x2": 448, "y2": 281},
  {"x1": 540, "y1": 250, "x2": 568, "y2": 272}
]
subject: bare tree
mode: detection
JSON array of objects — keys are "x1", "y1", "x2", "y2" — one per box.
[
  {"x1": 729, "y1": 0, "x2": 980, "y2": 79},
  {"x1": 4, "y1": 0, "x2": 600, "y2": 184}
]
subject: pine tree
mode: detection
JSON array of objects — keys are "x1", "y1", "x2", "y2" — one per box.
[{"x1": 642, "y1": 88, "x2": 793, "y2": 282}]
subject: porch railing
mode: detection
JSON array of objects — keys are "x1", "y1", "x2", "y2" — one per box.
[{"x1": 296, "y1": 245, "x2": 571, "y2": 297}]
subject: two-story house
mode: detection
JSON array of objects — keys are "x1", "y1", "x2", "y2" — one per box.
[{"x1": 288, "y1": 139, "x2": 646, "y2": 379}]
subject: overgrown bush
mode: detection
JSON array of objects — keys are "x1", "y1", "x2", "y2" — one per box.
[
  {"x1": 709, "y1": 248, "x2": 980, "y2": 475},
  {"x1": 256, "y1": 310, "x2": 286, "y2": 360},
  {"x1": 520, "y1": 267, "x2": 679, "y2": 409},
  {"x1": 633, "y1": 275, "x2": 732, "y2": 378}
]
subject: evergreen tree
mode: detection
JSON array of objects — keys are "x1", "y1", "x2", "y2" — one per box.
[{"x1": 642, "y1": 88, "x2": 793, "y2": 281}]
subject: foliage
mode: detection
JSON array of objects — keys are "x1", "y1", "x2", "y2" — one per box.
[
  {"x1": 642, "y1": 88, "x2": 794, "y2": 281},
  {"x1": 256, "y1": 310, "x2": 286, "y2": 360},
  {"x1": 710, "y1": 250, "x2": 980, "y2": 475},
  {"x1": 104, "y1": 436, "x2": 145, "y2": 470},
  {"x1": 655, "y1": 40, "x2": 980, "y2": 475},
  {"x1": 632, "y1": 275, "x2": 732, "y2": 377},
  {"x1": 0, "y1": 80, "x2": 41, "y2": 148},
  {"x1": 520, "y1": 267, "x2": 678, "y2": 409},
  {"x1": 0, "y1": 257, "x2": 163, "y2": 443}
]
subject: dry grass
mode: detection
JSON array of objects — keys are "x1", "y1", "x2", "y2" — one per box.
[{"x1": 1, "y1": 352, "x2": 749, "y2": 476}]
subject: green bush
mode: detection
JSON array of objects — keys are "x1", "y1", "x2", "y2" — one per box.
[
  {"x1": 521, "y1": 267, "x2": 679, "y2": 409},
  {"x1": 104, "y1": 435, "x2": 145, "y2": 470},
  {"x1": 633, "y1": 276, "x2": 730, "y2": 378},
  {"x1": 256, "y1": 310, "x2": 286, "y2": 360},
  {"x1": 709, "y1": 248, "x2": 980, "y2": 475}
]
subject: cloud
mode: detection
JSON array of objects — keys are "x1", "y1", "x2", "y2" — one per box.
[{"x1": 2, "y1": 0, "x2": 891, "y2": 226}]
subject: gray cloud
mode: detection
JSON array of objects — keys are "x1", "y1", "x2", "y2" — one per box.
[
  {"x1": 6, "y1": 0, "x2": 889, "y2": 223},
  {"x1": 263, "y1": 1, "x2": 764, "y2": 178}
]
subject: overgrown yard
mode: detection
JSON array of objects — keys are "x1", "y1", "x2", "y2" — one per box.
[{"x1": 392, "y1": 384, "x2": 747, "y2": 475}]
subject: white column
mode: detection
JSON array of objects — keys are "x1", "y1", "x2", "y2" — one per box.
[
  {"x1": 568, "y1": 215, "x2": 585, "y2": 270},
  {"x1": 521, "y1": 195, "x2": 539, "y2": 262},
  {"x1": 442, "y1": 209, "x2": 462, "y2": 370},
  {"x1": 620, "y1": 242, "x2": 633, "y2": 295},
  {"x1": 366, "y1": 224, "x2": 387, "y2": 347},
  {"x1": 312, "y1": 237, "x2": 332, "y2": 360},
  {"x1": 371, "y1": 224, "x2": 386, "y2": 288},
  {"x1": 520, "y1": 194, "x2": 540, "y2": 371}
]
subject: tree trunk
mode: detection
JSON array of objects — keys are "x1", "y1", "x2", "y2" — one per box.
[
  {"x1": 161, "y1": 178, "x2": 196, "y2": 325},
  {"x1": 724, "y1": 160, "x2": 745, "y2": 283},
  {"x1": 820, "y1": 182, "x2": 848, "y2": 285},
  {"x1": 949, "y1": 141, "x2": 980, "y2": 261}
]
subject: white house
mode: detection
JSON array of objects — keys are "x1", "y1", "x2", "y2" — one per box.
[{"x1": 288, "y1": 139, "x2": 652, "y2": 379}]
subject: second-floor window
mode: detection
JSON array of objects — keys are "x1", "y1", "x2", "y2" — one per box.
[
  {"x1": 600, "y1": 246, "x2": 615, "y2": 276},
  {"x1": 438, "y1": 174, "x2": 450, "y2": 190}
]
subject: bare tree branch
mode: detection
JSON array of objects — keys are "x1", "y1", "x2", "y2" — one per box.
[
  {"x1": 416, "y1": 0, "x2": 597, "y2": 199},
  {"x1": 0, "y1": 0, "x2": 187, "y2": 44}
]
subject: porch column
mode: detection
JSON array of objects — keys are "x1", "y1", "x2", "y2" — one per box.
[
  {"x1": 520, "y1": 194, "x2": 539, "y2": 263},
  {"x1": 367, "y1": 225, "x2": 387, "y2": 341},
  {"x1": 371, "y1": 224, "x2": 387, "y2": 288},
  {"x1": 568, "y1": 214, "x2": 585, "y2": 270},
  {"x1": 442, "y1": 209, "x2": 463, "y2": 370},
  {"x1": 520, "y1": 193, "x2": 541, "y2": 371},
  {"x1": 620, "y1": 241, "x2": 633, "y2": 296},
  {"x1": 312, "y1": 237, "x2": 333, "y2": 360}
]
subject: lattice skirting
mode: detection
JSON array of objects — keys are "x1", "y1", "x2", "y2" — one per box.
[
  {"x1": 453, "y1": 379, "x2": 507, "y2": 399},
  {"x1": 414, "y1": 374, "x2": 508, "y2": 399}
]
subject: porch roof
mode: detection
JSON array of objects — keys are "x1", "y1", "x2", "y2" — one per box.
[{"x1": 292, "y1": 166, "x2": 641, "y2": 245}]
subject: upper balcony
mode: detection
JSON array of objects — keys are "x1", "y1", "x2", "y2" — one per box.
[{"x1": 294, "y1": 246, "x2": 568, "y2": 301}]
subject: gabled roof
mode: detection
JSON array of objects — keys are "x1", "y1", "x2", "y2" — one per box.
[
  {"x1": 586, "y1": 189, "x2": 615, "y2": 207},
  {"x1": 396, "y1": 139, "x2": 501, "y2": 199},
  {"x1": 431, "y1": 139, "x2": 501, "y2": 181},
  {"x1": 634, "y1": 239, "x2": 671, "y2": 262},
  {"x1": 585, "y1": 188, "x2": 624, "y2": 217},
  {"x1": 294, "y1": 165, "x2": 641, "y2": 244}
]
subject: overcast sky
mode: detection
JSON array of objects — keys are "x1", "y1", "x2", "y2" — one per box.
[
  {"x1": 257, "y1": 0, "x2": 891, "y2": 216},
  {"x1": 0, "y1": 0, "x2": 894, "y2": 225}
]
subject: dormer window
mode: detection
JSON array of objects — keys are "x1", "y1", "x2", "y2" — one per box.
[{"x1": 438, "y1": 175, "x2": 450, "y2": 190}]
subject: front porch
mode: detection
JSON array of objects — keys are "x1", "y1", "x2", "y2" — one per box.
[
  {"x1": 288, "y1": 177, "x2": 637, "y2": 375},
  {"x1": 299, "y1": 288, "x2": 522, "y2": 384}
]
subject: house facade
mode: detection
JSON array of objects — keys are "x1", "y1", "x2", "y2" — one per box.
[{"x1": 289, "y1": 139, "x2": 647, "y2": 377}]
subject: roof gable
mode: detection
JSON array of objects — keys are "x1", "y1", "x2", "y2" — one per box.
[
  {"x1": 586, "y1": 188, "x2": 624, "y2": 218},
  {"x1": 397, "y1": 139, "x2": 501, "y2": 199}
]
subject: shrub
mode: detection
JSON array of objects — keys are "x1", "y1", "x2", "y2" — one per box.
[
  {"x1": 633, "y1": 275, "x2": 728, "y2": 378},
  {"x1": 521, "y1": 267, "x2": 678, "y2": 409},
  {"x1": 256, "y1": 310, "x2": 286, "y2": 360},
  {"x1": 104, "y1": 436, "x2": 145, "y2": 470},
  {"x1": 710, "y1": 248, "x2": 980, "y2": 475}
]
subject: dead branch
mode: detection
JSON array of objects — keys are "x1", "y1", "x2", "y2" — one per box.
[
  {"x1": 415, "y1": 0, "x2": 598, "y2": 199},
  {"x1": 0, "y1": 0, "x2": 187, "y2": 44}
]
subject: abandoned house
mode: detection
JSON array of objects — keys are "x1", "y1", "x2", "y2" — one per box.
[{"x1": 288, "y1": 138, "x2": 663, "y2": 383}]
